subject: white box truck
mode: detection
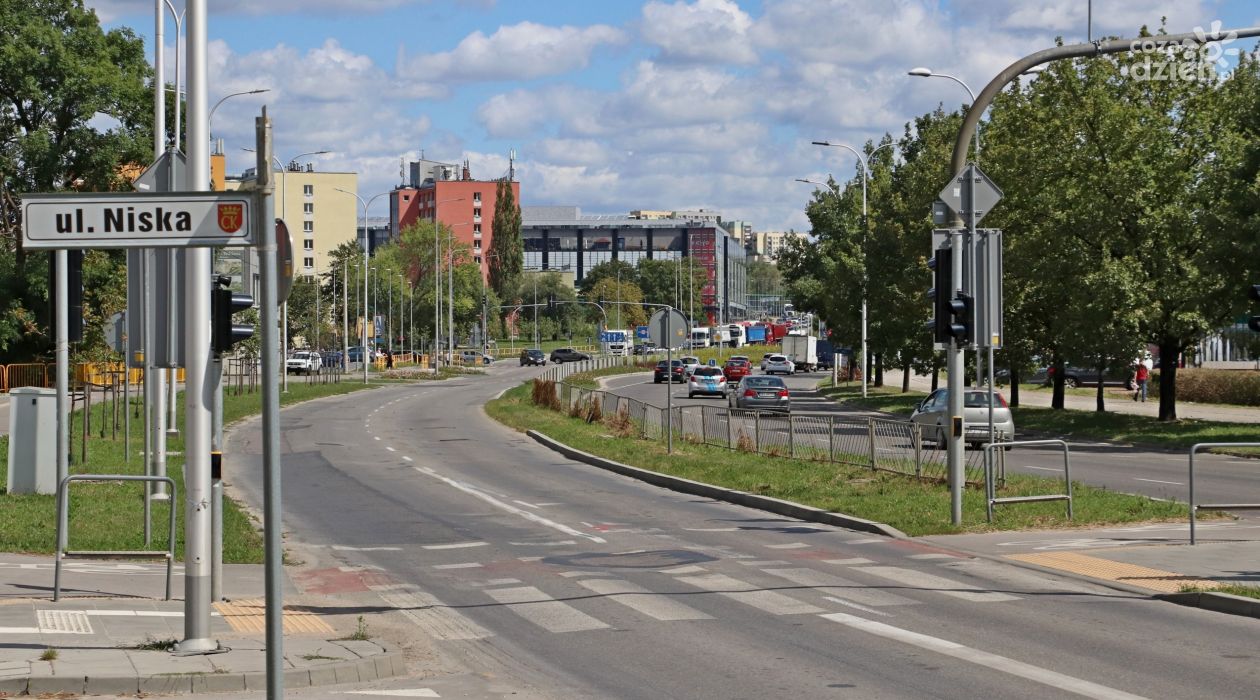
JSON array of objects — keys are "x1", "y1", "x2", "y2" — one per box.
[{"x1": 781, "y1": 335, "x2": 818, "y2": 372}]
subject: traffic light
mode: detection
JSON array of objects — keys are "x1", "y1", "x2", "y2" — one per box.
[
  {"x1": 1249, "y1": 284, "x2": 1260, "y2": 333},
  {"x1": 211, "y1": 275, "x2": 254, "y2": 355},
  {"x1": 927, "y1": 248, "x2": 951, "y2": 343},
  {"x1": 947, "y1": 293, "x2": 974, "y2": 346}
]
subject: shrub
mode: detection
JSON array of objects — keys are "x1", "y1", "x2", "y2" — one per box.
[
  {"x1": 604, "y1": 408, "x2": 636, "y2": 437},
  {"x1": 1158, "y1": 369, "x2": 1260, "y2": 406},
  {"x1": 531, "y1": 379, "x2": 561, "y2": 411},
  {"x1": 586, "y1": 397, "x2": 603, "y2": 424},
  {"x1": 735, "y1": 430, "x2": 756, "y2": 453}
]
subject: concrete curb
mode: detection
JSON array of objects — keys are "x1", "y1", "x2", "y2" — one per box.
[
  {"x1": 0, "y1": 643, "x2": 406, "y2": 696},
  {"x1": 1158, "y1": 591, "x2": 1260, "y2": 618},
  {"x1": 525, "y1": 429, "x2": 907, "y2": 539}
]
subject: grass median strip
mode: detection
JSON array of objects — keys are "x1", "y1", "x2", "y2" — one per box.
[
  {"x1": 486, "y1": 380, "x2": 1189, "y2": 536},
  {"x1": 0, "y1": 376, "x2": 381, "y2": 560}
]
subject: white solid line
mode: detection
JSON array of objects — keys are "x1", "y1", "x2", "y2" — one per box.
[
  {"x1": 509, "y1": 540, "x2": 576, "y2": 547},
  {"x1": 559, "y1": 571, "x2": 614, "y2": 578},
  {"x1": 821, "y1": 612, "x2": 1149, "y2": 700},
  {"x1": 1134, "y1": 478, "x2": 1183, "y2": 486},
  {"x1": 332, "y1": 546, "x2": 402, "y2": 552},
  {"x1": 824, "y1": 558, "x2": 874, "y2": 566},
  {"x1": 484, "y1": 586, "x2": 610, "y2": 633},
  {"x1": 765, "y1": 542, "x2": 811, "y2": 549},
  {"x1": 576, "y1": 578, "x2": 713, "y2": 621},
  {"x1": 513, "y1": 500, "x2": 540, "y2": 509},
  {"x1": 433, "y1": 562, "x2": 483, "y2": 570},
  {"x1": 414, "y1": 467, "x2": 606, "y2": 544},
  {"x1": 845, "y1": 538, "x2": 884, "y2": 545},
  {"x1": 0, "y1": 627, "x2": 41, "y2": 634},
  {"x1": 1024, "y1": 466, "x2": 1059, "y2": 472},
  {"x1": 422, "y1": 542, "x2": 488, "y2": 550},
  {"x1": 822, "y1": 596, "x2": 892, "y2": 617}
]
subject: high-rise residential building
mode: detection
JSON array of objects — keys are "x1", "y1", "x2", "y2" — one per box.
[
  {"x1": 390, "y1": 158, "x2": 520, "y2": 281},
  {"x1": 746, "y1": 230, "x2": 807, "y2": 260}
]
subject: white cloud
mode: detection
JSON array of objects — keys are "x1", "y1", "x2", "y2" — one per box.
[
  {"x1": 87, "y1": 0, "x2": 434, "y2": 22},
  {"x1": 641, "y1": 0, "x2": 757, "y2": 64},
  {"x1": 952, "y1": 0, "x2": 1216, "y2": 36},
  {"x1": 401, "y1": 21, "x2": 628, "y2": 83}
]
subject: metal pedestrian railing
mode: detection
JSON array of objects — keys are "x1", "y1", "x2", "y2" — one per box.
[
  {"x1": 1188, "y1": 442, "x2": 1260, "y2": 544},
  {"x1": 982, "y1": 440, "x2": 1070, "y2": 523}
]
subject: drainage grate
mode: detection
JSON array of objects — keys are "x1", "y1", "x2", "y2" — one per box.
[{"x1": 37, "y1": 610, "x2": 93, "y2": 634}]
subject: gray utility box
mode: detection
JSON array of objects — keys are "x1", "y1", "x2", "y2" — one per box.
[{"x1": 6, "y1": 387, "x2": 58, "y2": 495}]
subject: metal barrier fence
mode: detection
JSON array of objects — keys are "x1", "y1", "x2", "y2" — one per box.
[
  {"x1": 546, "y1": 380, "x2": 998, "y2": 484},
  {"x1": 1188, "y1": 441, "x2": 1260, "y2": 544},
  {"x1": 983, "y1": 440, "x2": 1070, "y2": 523},
  {"x1": 0, "y1": 362, "x2": 186, "y2": 393}
]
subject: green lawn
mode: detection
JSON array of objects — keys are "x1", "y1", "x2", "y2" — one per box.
[
  {"x1": 0, "y1": 377, "x2": 379, "y2": 560},
  {"x1": 487, "y1": 381, "x2": 1189, "y2": 536}
]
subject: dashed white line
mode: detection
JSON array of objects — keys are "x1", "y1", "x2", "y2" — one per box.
[
  {"x1": 386, "y1": 446, "x2": 396, "y2": 452},
  {"x1": 402, "y1": 456, "x2": 413, "y2": 462},
  {"x1": 824, "y1": 558, "x2": 874, "y2": 566},
  {"x1": 422, "y1": 542, "x2": 489, "y2": 550},
  {"x1": 433, "y1": 563, "x2": 483, "y2": 570},
  {"x1": 765, "y1": 542, "x2": 811, "y2": 550},
  {"x1": 374, "y1": 436, "x2": 381, "y2": 441}
]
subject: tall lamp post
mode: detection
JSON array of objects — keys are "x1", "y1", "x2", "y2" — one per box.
[
  {"x1": 807, "y1": 140, "x2": 895, "y2": 398},
  {"x1": 334, "y1": 188, "x2": 390, "y2": 384}
]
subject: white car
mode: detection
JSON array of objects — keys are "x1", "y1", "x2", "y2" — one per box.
[
  {"x1": 687, "y1": 366, "x2": 727, "y2": 398},
  {"x1": 286, "y1": 351, "x2": 322, "y2": 375},
  {"x1": 763, "y1": 354, "x2": 795, "y2": 375},
  {"x1": 679, "y1": 356, "x2": 701, "y2": 378}
]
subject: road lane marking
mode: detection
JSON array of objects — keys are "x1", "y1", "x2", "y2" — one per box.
[
  {"x1": 1025, "y1": 466, "x2": 1059, "y2": 472},
  {"x1": 422, "y1": 542, "x2": 488, "y2": 550},
  {"x1": 675, "y1": 573, "x2": 824, "y2": 615},
  {"x1": 386, "y1": 446, "x2": 396, "y2": 452},
  {"x1": 509, "y1": 540, "x2": 577, "y2": 546},
  {"x1": 374, "y1": 436, "x2": 381, "y2": 441},
  {"x1": 576, "y1": 577, "x2": 713, "y2": 621},
  {"x1": 738, "y1": 560, "x2": 789, "y2": 567},
  {"x1": 907, "y1": 553, "x2": 958, "y2": 560},
  {"x1": 432, "y1": 563, "x2": 483, "y2": 570},
  {"x1": 765, "y1": 542, "x2": 811, "y2": 549},
  {"x1": 845, "y1": 538, "x2": 884, "y2": 544},
  {"x1": 414, "y1": 466, "x2": 606, "y2": 544},
  {"x1": 661, "y1": 565, "x2": 708, "y2": 574},
  {"x1": 331, "y1": 546, "x2": 401, "y2": 552},
  {"x1": 484, "y1": 586, "x2": 610, "y2": 633},
  {"x1": 1133, "y1": 478, "x2": 1182, "y2": 486},
  {"x1": 684, "y1": 527, "x2": 740, "y2": 532},
  {"x1": 824, "y1": 558, "x2": 873, "y2": 566},
  {"x1": 852, "y1": 566, "x2": 1020, "y2": 602},
  {"x1": 761, "y1": 568, "x2": 918, "y2": 607},
  {"x1": 821, "y1": 612, "x2": 1149, "y2": 700},
  {"x1": 822, "y1": 596, "x2": 892, "y2": 617},
  {"x1": 402, "y1": 456, "x2": 413, "y2": 462},
  {"x1": 376, "y1": 589, "x2": 491, "y2": 641},
  {"x1": 341, "y1": 690, "x2": 440, "y2": 698},
  {"x1": 513, "y1": 500, "x2": 540, "y2": 509}
]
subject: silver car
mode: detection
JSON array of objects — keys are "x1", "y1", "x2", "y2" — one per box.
[
  {"x1": 910, "y1": 389, "x2": 1015, "y2": 448},
  {"x1": 763, "y1": 354, "x2": 795, "y2": 375},
  {"x1": 729, "y1": 375, "x2": 791, "y2": 412}
]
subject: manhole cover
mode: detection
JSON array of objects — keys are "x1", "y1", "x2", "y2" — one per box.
[{"x1": 543, "y1": 549, "x2": 716, "y2": 570}]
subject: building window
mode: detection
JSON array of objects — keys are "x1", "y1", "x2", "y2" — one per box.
[
  {"x1": 303, "y1": 221, "x2": 313, "y2": 232},
  {"x1": 303, "y1": 257, "x2": 314, "y2": 268},
  {"x1": 303, "y1": 239, "x2": 314, "y2": 251},
  {"x1": 303, "y1": 202, "x2": 313, "y2": 215},
  {"x1": 473, "y1": 192, "x2": 481, "y2": 203},
  {"x1": 473, "y1": 207, "x2": 482, "y2": 220},
  {"x1": 303, "y1": 184, "x2": 313, "y2": 196},
  {"x1": 474, "y1": 224, "x2": 482, "y2": 234},
  {"x1": 474, "y1": 255, "x2": 482, "y2": 264},
  {"x1": 473, "y1": 240, "x2": 481, "y2": 252}
]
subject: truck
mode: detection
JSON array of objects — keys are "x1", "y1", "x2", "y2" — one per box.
[
  {"x1": 745, "y1": 324, "x2": 768, "y2": 344},
  {"x1": 768, "y1": 323, "x2": 789, "y2": 343},
  {"x1": 688, "y1": 327, "x2": 711, "y2": 349},
  {"x1": 781, "y1": 335, "x2": 818, "y2": 372},
  {"x1": 600, "y1": 329, "x2": 633, "y2": 356},
  {"x1": 726, "y1": 324, "x2": 745, "y2": 348},
  {"x1": 816, "y1": 339, "x2": 835, "y2": 370}
]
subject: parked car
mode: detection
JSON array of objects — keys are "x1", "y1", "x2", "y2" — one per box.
[
  {"x1": 322, "y1": 351, "x2": 344, "y2": 368},
  {"x1": 632, "y1": 343, "x2": 658, "y2": 355},
  {"x1": 286, "y1": 350, "x2": 322, "y2": 375},
  {"x1": 729, "y1": 375, "x2": 791, "y2": 412},
  {"x1": 910, "y1": 389, "x2": 1015, "y2": 448},
  {"x1": 550, "y1": 347, "x2": 591, "y2": 363},
  {"x1": 520, "y1": 349, "x2": 546, "y2": 366},
  {"x1": 763, "y1": 354, "x2": 795, "y2": 375},
  {"x1": 460, "y1": 350, "x2": 493, "y2": 365},
  {"x1": 687, "y1": 366, "x2": 728, "y2": 398},
  {"x1": 654, "y1": 359, "x2": 685, "y2": 383},
  {"x1": 723, "y1": 359, "x2": 752, "y2": 382},
  {"x1": 347, "y1": 346, "x2": 383, "y2": 363}
]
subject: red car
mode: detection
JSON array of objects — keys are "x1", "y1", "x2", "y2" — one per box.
[{"x1": 723, "y1": 359, "x2": 751, "y2": 381}]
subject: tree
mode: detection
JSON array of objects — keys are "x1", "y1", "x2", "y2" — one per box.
[
  {"x1": 578, "y1": 259, "x2": 637, "y2": 296},
  {"x1": 488, "y1": 178, "x2": 522, "y2": 300},
  {"x1": 588, "y1": 277, "x2": 647, "y2": 328},
  {"x1": 636, "y1": 258, "x2": 705, "y2": 322},
  {"x1": 0, "y1": 0, "x2": 152, "y2": 361},
  {"x1": 745, "y1": 259, "x2": 781, "y2": 296}
]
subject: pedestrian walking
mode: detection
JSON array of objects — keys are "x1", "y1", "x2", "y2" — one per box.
[
  {"x1": 385, "y1": 349, "x2": 394, "y2": 369},
  {"x1": 1133, "y1": 362, "x2": 1149, "y2": 402}
]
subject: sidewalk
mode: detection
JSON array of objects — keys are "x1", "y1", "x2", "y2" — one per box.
[
  {"x1": 920, "y1": 517, "x2": 1260, "y2": 617},
  {"x1": 0, "y1": 553, "x2": 405, "y2": 696},
  {"x1": 898, "y1": 372, "x2": 1260, "y2": 424}
]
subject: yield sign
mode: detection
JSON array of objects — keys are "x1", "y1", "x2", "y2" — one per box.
[{"x1": 938, "y1": 164, "x2": 1003, "y2": 226}]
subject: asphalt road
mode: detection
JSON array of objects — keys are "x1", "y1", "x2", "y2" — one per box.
[
  {"x1": 223, "y1": 364, "x2": 1259, "y2": 699},
  {"x1": 599, "y1": 370, "x2": 1260, "y2": 509}
]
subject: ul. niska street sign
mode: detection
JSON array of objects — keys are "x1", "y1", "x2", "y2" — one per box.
[{"x1": 21, "y1": 192, "x2": 255, "y2": 249}]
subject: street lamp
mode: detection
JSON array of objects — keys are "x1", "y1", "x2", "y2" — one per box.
[
  {"x1": 907, "y1": 68, "x2": 981, "y2": 163},
  {"x1": 208, "y1": 88, "x2": 269, "y2": 141},
  {"x1": 334, "y1": 188, "x2": 390, "y2": 384},
  {"x1": 808, "y1": 140, "x2": 896, "y2": 398}
]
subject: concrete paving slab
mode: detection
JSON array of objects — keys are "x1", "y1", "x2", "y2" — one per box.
[
  {"x1": 84, "y1": 673, "x2": 141, "y2": 696},
  {"x1": 336, "y1": 638, "x2": 385, "y2": 658},
  {"x1": 140, "y1": 673, "x2": 194, "y2": 694},
  {"x1": 191, "y1": 671, "x2": 248, "y2": 693}
]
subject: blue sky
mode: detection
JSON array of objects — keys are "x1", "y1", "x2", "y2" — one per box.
[{"x1": 86, "y1": 0, "x2": 1260, "y2": 232}]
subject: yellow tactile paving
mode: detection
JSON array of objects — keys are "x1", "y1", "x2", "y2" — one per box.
[
  {"x1": 213, "y1": 598, "x2": 336, "y2": 635},
  {"x1": 1005, "y1": 551, "x2": 1221, "y2": 594}
]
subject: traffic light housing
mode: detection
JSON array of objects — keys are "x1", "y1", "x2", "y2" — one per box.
[
  {"x1": 927, "y1": 248, "x2": 951, "y2": 343},
  {"x1": 1249, "y1": 284, "x2": 1260, "y2": 333},
  {"x1": 211, "y1": 275, "x2": 254, "y2": 355},
  {"x1": 947, "y1": 292, "x2": 974, "y2": 346}
]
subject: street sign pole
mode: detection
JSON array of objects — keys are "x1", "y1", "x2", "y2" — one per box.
[
  {"x1": 177, "y1": 0, "x2": 215, "y2": 655},
  {"x1": 55, "y1": 249, "x2": 68, "y2": 484}
]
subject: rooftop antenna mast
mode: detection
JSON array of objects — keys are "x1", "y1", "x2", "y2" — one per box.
[{"x1": 509, "y1": 148, "x2": 516, "y2": 181}]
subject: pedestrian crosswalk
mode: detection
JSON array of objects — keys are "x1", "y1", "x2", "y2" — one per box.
[{"x1": 361, "y1": 546, "x2": 1092, "y2": 643}]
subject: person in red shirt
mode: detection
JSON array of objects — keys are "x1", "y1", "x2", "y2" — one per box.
[{"x1": 1133, "y1": 363, "x2": 1149, "y2": 402}]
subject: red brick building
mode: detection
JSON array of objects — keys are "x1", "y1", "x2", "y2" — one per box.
[{"x1": 390, "y1": 159, "x2": 520, "y2": 281}]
